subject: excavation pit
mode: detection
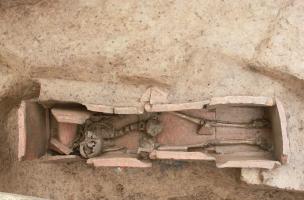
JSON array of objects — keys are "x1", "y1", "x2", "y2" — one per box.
[{"x1": 18, "y1": 96, "x2": 289, "y2": 170}]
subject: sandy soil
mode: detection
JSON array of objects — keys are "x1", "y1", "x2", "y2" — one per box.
[{"x1": 1, "y1": 0, "x2": 304, "y2": 199}]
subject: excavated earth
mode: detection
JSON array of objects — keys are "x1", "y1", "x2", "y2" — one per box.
[{"x1": 1, "y1": 0, "x2": 304, "y2": 199}]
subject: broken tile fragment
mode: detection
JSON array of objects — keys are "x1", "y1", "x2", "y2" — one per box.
[
  {"x1": 114, "y1": 106, "x2": 144, "y2": 114},
  {"x1": 18, "y1": 101, "x2": 49, "y2": 161},
  {"x1": 150, "y1": 87, "x2": 169, "y2": 104},
  {"x1": 209, "y1": 96, "x2": 275, "y2": 107},
  {"x1": 51, "y1": 108, "x2": 91, "y2": 124},
  {"x1": 149, "y1": 150, "x2": 215, "y2": 161},
  {"x1": 57, "y1": 123, "x2": 77, "y2": 147},
  {"x1": 49, "y1": 138, "x2": 73, "y2": 155},
  {"x1": 40, "y1": 155, "x2": 82, "y2": 163},
  {"x1": 270, "y1": 98, "x2": 289, "y2": 164},
  {"x1": 140, "y1": 88, "x2": 151, "y2": 103},
  {"x1": 18, "y1": 102, "x2": 26, "y2": 161},
  {"x1": 85, "y1": 104, "x2": 114, "y2": 113},
  {"x1": 87, "y1": 154, "x2": 152, "y2": 168},
  {"x1": 216, "y1": 160, "x2": 281, "y2": 169},
  {"x1": 140, "y1": 87, "x2": 169, "y2": 104},
  {"x1": 145, "y1": 101, "x2": 208, "y2": 112}
]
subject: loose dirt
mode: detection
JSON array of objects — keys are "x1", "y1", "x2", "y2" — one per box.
[{"x1": 1, "y1": 0, "x2": 304, "y2": 199}]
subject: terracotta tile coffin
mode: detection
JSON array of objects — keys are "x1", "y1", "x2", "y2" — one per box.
[{"x1": 18, "y1": 96, "x2": 289, "y2": 169}]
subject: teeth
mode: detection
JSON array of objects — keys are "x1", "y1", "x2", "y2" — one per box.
[{"x1": 87, "y1": 141, "x2": 96, "y2": 148}]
